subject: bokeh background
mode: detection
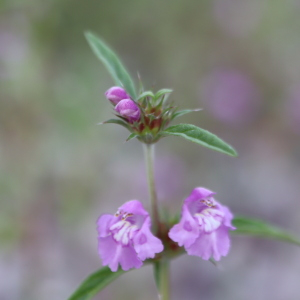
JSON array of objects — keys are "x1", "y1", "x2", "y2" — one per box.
[{"x1": 1, "y1": 0, "x2": 300, "y2": 299}]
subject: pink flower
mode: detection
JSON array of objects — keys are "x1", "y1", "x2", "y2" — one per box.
[
  {"x1": 105, "y1": 86, "x2": 131, "y2": 105},
  {"x1": 115, "y1": 99, "x2": 141, "y2": 123},
  {"x1": 169, "y1": 187, "x2": 235, "y2": 261},
  {"x1": 97, "y1": 200, "x2": 163, "y2": 271}
]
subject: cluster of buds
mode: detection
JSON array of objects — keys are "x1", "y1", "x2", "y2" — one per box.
[{"x1": 104, "y1": 86, "x2": 177, "y2": 144}]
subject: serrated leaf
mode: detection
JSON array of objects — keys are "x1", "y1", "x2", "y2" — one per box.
[
  {"x1": 232, "y1": 216, "x2": 300, "y2": 246},
  {"x1": 162, "y1": 124, "x2": 237, "y2": 157},
  {"x1": 101, "y1": 118, "x2": 130, "y2": 130},
  {"x1": 171, "y1": 108, "x2": 202, "y2": 120},
  {"x1": 137, "y1": 91, "x2": 155, "y2": 100},
  {"x1": 154, "y1": 89, "x2": 173, "y2": 99},
  {"x1": 85, "y1": 32, "x2": 136, "y2": 99},
  {"x1": 68, "y1": 267, "x2": 125, "y2": 300},
  {"x1": 126, "y1": 133, "x2": 138, "y2": 141}
]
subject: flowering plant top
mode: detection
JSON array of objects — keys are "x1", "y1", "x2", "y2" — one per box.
[
  {"x1": 102, "y1": 83, "x2": 237, "y2": 155},
  {"x1": 104, "y1": 85, "x2": 201, "y2": 144},
  {"x1": 85, "y1": 32, "x2": 237, "y2": 156},
  {"x1": 67, "y1": 32, "x2": 300, "y2": 300}
]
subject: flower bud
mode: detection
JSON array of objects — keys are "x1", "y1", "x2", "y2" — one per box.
[
  {"x1": 105, "y1": 86, "x2": 130, "y2": 105},
  {"x1": 115, "y1": 99, "x2": 141, "y2": 123}
]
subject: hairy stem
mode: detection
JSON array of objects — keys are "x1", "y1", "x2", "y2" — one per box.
[
  {"x1": 155, "y1": 259, "x2": 170, "y2": 300},
  {"x1": 143, "y1": 143, "x2": 160, "y2": 232},
  {"x1": 143, "y1": 144, "x2": 170, "y2": 300}
]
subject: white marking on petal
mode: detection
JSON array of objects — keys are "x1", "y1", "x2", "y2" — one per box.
[
  {"x1": 111, "y1": 219, "x2": 138, "y2": 245},
  {"x1": 110, "y1": 220, "x2": 125, "y2": 231},
  {"x1": 195, "y1": 208, "x2": 224, "y2": 233}
]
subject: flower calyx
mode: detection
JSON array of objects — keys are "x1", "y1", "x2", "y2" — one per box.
[{"x1": 103, "y1": 87, "x2": 182, "y2": 144}]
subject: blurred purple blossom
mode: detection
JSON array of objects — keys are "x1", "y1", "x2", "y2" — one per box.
[
  {"x1": 201, "y1": 69, "x2": 260, "y2": 125},
  {"x1": 97, "y1": 200, "x2": 163, "y2": 271},
  {"x1": 0, "y1": 29, "x2": 28, "y2": 78},
  {"x1": 169, "y1": 187, "x2": 235, "y2": 261},
  {"x1": 0, "y1": 30, "x2": 27, "y2": 62}
]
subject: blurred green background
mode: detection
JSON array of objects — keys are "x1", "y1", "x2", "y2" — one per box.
[{"x1": 1, "y1": 0, "x2": 300, "y2": 299}]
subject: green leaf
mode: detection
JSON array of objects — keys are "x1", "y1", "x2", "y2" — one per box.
[
  {"x1": 232, "y1": 216, "x2": 300, "y2": 246},
  {"x1": 126, "y1": 132, "x2": 138, "y2": 141},
  {"x1": 137, "y1": 91, "x2": 155, "y2": 100},
  {"x1": 85, "y1": 32, "x2": 136, "y2": 99},
  {"x1": 171, "y1": 108, "x2": 202, "y2": 120},
  {"x1": 154, "y1": 89, "x2": 173, "y2": 99},
  {"x1": 68, "y1": 267, "x2": 125, "y2": 300},
  {"x1": 162, "y1": 124, "x2": 237, "y2": 157},
  {"x1": 100, "y1": 118, "x2": 130, "y2": 130}
]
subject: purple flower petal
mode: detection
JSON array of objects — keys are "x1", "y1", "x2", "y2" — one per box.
[
  {"x1": 213, "y1": 225, "x2": 231, "y2": 260},
  {"x1": 119, "y1": 200, "x2": 148, "y2": 216},
  {"x1": 185, "y1": 187, "x2": 216, "y2": 203},
  {"x1": 133, "y1": 216, "x2": 164, "y2": 260},
  {"x1": 118, "y1": 245, "x2": 143, "y2": 271},
  {"x1": 98, "y1": 235, "x2": 121, "y2": 272},
  {"x1": 186, "y1": 225, "x2": 230, "y2": 261},
  {"x1": 168, "y1": 203, "x2": 199, "y2": 248},
  {"x1": 97, "y1": 214, "x2": 115, "y2": 237},
  {"x1": 186, "y1": 231, "x2": 214, "y2": 260}
]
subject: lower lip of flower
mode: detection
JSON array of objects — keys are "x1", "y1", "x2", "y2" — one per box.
[
  {"x1": 109, "y1": 214, "x2": 138, "y2": 245},
  {"x1": 194, "y1": 208, "x2": 224, "y2": 232}
]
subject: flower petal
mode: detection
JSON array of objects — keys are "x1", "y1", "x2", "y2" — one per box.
[
  {"x1": 186, "y1": 231, "x2": 214, "y2": 260},
  {"x1": 98, "y1": 235, "x2": 142, "y2": 271},
  {"x1": 118, "y1": 200, "x2": 148, "y2": 216},
  {"x1": 97, "y1": 214, "x2": 115, "y2": 237},
  {"x1": 133, "y1": 216, "x2": 163, "y2": 260},
  {"x1": 98, "y1": 235, "x2": 120, "y2": 271},
  {"x1": 119, "y1": 246, "x2": 143, "y2": 271},
  {"x1": 169, "y1": 203, "x2": 199, "y2": 248},
  {"x1": 185, "y1": 187, "x2": 216, "y2": 204},
  {"x1": 212, "y1": 225, "x2": 231, "y2": 260},
  {"x1": 220, "y1": 205, "x2": 236, "y2": 229},
  {"x1": 186, "y1": 225, "x2": 231, "y2": 261}
]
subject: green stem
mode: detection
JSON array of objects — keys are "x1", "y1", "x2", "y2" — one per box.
[
  {"x1": 156, "y1": 259, "x2": 170, "y2": 300},
  {"x1": 143, "y1": 144, "x2": 160, "y2": 232},
  {"x1": 143, "y1": 144, "x2": 170, "y2": 300}
]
